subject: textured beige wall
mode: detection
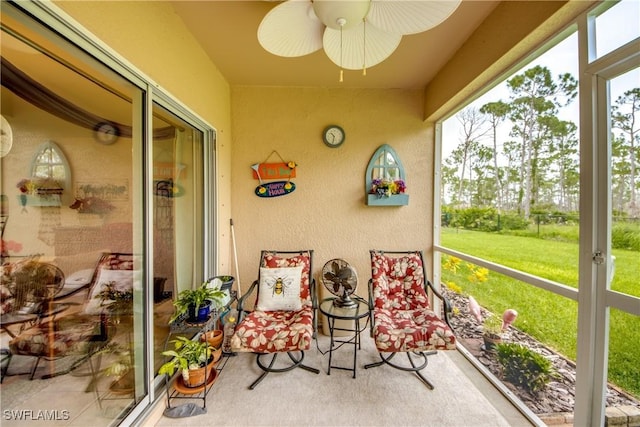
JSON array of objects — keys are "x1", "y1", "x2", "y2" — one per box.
[
  {"x1": 55, "y1": 0, "x2": 234, "y2": 273},
  {"x1": 231, "y1": 87, "x2": 434, "y2": 297}
]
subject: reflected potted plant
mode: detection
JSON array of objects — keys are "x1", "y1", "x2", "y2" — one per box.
[
  {"x1": 94, "y1": 281, "x2": 133, "y2": 323},
  {"x1": 98, "y1": 342, "x2": 134, "y2": 395}
]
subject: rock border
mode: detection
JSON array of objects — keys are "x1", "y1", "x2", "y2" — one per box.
[{"x1": 441, "y1": 287, "x2": 640, "y2": 420}]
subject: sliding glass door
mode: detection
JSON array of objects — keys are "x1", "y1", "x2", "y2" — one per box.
[{"x1": 0, "y1": 2, "x2": 216, "y2": 425}]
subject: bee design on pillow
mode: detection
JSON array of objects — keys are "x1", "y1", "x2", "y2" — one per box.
[{"x1": 266, "y1": 276, "x2": 294, "y2": 297}]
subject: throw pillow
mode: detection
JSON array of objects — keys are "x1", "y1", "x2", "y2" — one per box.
[{"x1": 256, "y1": 266, "x2": 302, "y2": 311}]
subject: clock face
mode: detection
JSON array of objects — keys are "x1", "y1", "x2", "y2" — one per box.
[
  {"x1": 0, "y1": 115, "x2": 13, "y2": 157},
  {"x1": 322, "y1": 125, "x2": 345, "y2": 148},
  {"x1": 94, "y1": 122, "x2": 119, "y2": 145}
]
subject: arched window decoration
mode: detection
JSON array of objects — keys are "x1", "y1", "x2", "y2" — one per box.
[
  {"x1": 24, "y1": 140, "x2": 71, "y2": 206},
  {"x1": 365, "y1": 144, "x2": 409, "y2": 206}
]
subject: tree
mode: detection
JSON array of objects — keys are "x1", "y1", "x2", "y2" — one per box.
[
  {"x1": 612, "y1": 88, "x2": 640, "y2": 217},
  {"x1": 452, "y1": 107, "x2": 489, "y2": 207},
  {"x1": 506, "y1": 65, "x2": 577, "y2": 218},
  {"x1": 538, "y1": 116, "x2": 578, "y2": 211},
  {"x1": 480, "y1": 101, "x2": 510, "y2": 211}
]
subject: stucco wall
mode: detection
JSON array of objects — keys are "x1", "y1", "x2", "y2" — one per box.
[
  {"x1": 231, "y1": 87, "x2": 434, "y2": 297},
  {"x1": 55, "y1": 0, "x2": 234, "y2": 274}
]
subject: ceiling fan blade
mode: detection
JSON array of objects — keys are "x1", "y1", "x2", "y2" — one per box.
[
  {"x1": 367, "y1": 0, "x2": 462, "y2": 35},
  {"x1": 257, "y1": 0, "x2": 324, "y2": 57},
  {"x1": 323, "y1": 22, "x2": 401, "y2": 70}
]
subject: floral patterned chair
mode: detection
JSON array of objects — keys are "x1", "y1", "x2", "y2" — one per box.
[
  {"x1": 7, "y1": 253, "x2": 134, "y2": 380},
  {"x1": 364, "y1": 250, "x2": 456, "y2": 389},
  {"x1": 230, "y1": 250, "x2": 319, "y2": 389}
]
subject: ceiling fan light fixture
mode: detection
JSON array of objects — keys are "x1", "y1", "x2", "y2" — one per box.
[
  {"x1": 258, "y1": 0, "x2": 462, "y2": 75},
  {"x1": 312, "y1": 0, "x2": 371, "y2": 30}
]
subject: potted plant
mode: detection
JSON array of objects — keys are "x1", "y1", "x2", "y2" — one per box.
[
  {"x1": 158, "y1": 336, "x2": 214, "y2": 387},
  {"x1": 207, "y1": 275, "x2": 234, "y2": 293},
  {"x1": 482, "y1": 314, "x2": 503, "y2": 351},
  {"x1": 98, "y1": 342, "x2": 135, "y2": 395},
  {"x1": 169, "y1": 281, "x2": 227, "y2": 323},
  {"x1": 94, "y1": 281, "x2": 133, "y2": 323}
]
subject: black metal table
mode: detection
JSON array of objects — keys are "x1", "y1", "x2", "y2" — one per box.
[{"x1": 319, "y1": 296, "x2": 369, "y2": 378}]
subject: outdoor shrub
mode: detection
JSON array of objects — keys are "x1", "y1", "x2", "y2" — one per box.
[
  {"x1": 448, "y1": 207, "x2": 499, "y2": 231},
  {"x1": 499, "y1": 214, "x2": 530, "y2": 231},
  {"x1": 611, "y1": 224, "x2": 640, "y2": 251},
  {"x1": 495, "y1": 342, "x2": 556, "y2": 395}
]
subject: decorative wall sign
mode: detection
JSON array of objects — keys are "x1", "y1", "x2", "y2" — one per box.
[
  {"x1": 153, "y1": 162, "x2": 186, "y2": 181},
  {"x1": 255, "y1": 181, "x2": 296, "y2": 198},
  {"x1": 251, "y1": 163, "x2": 296, "y2": 180},
  {"x1": 76, "y1": 180, "x2": 129, "y2": 200},
  {"x1": 252, "y1": 151, "x2": 297, "y2": 198}
]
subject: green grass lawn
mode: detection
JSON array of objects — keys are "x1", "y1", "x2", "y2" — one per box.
[{"x1": 440, "y1": 227, "x2": 640, "y2": 398}]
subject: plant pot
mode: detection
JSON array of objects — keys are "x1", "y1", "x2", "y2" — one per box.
[
  {"x1": 181, "y1": 357, "x2": 215, "y2": 388},
  {"x1": 483, "y1": 334, "x2": 502, "y2": 351},
  {"x1": 188, "y1": 303, "x2": 210, "y2": 323},
  {"x1": 211, "y1": 347, "x2": 223, "y2": 365},
  {"x1": 201, "y1": 329, "x2": 223, "y2": 349},
  {"x1": 109, "y1": 370, "x2": 135, "y2": 395},
  {"x1": 211, "y1": 275, "x2": 235, "y2": 292}
]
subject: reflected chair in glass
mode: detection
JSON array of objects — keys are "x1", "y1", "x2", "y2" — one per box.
[
  {"x1": 230, "y1": 250, "x2": 320, "y2": 389},
  {"x1": 0, "y1": 259, "x2": 66, "y2": 338},
  {"x1": 7, "y1": 253, "x2": 134, "y2": 380},
  {"x1": 365, "y1": 250, "x2": 456, "y2": 389}
]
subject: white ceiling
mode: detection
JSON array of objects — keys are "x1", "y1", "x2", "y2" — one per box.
[{"x1": 170, "y1": 1, "x2": 500, "y2": 89}]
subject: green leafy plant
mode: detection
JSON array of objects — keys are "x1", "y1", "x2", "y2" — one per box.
[
  {"x1": 481, "y1": 314, "x2": 503, "y2": 351},
  {"x1": 158, "y1": 336, "x2": 213, "y2": 377},
  {"x1": 482, "y1": 314, "x2": 503, "y2": 338},
  {"x1": 97, "y1": 342, "x2": 132, "y2": 378},
  {"x1": 169, "y1": 282, "x2": 227, "y2": 323},
  {"x1": 94, "y1": 281, "x2": 133, "y2": 315},
  {"x1": 495, "y1": 342, "x2": 557, "y2": 395}
]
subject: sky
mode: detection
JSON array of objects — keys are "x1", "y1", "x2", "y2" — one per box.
[{"x1": 442, "y1": 0, "x2": 640, "y2": 158}]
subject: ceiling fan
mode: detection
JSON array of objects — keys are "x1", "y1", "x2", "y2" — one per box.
[{"x1": 257, "y1": 0, "x2": 461, "y2": 80}]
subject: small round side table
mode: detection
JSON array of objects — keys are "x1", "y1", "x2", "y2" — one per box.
[{"x1": 319, "y1": 296, "x2": 369, "y2": 378}]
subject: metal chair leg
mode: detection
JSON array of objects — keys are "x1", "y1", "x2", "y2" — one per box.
[
  {"x1": 365, "y1": 351, "x2": 436, "y2": 389},
  {"x1": 250, "y1": 351, "x2": 319, "y2": 389}
]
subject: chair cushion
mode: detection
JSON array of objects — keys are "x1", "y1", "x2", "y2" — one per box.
[
  {"x1": 371, "y1": 251, "x2": 430, "y2": 311},
  {"x1": 9, "y1": 314, "x2": 104, "y2": 358},
  {"x1": 372, "y1": 308, "x2": 456, "y2": 352},
  {"x1": 230, "y1": 306, "x2": 314, "y2": 353},
  {"x1": 256, "y1": 266, "x2": 302, "y2": 311}
]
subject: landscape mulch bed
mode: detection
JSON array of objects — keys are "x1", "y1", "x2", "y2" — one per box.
[{"x1": 441, "y1": 287, "x2": 640, "y2": 422}]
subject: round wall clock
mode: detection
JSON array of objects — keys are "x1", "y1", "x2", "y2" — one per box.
[
  {"x1": 1, "y1": 115, "x2": 14, "y2": 157},
  {"x1": 322, "y1": 125, "x2": 345, "y2": 148},
  {"x1": 93, "y1": 122, "x2": 120, "y2": 145}
]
